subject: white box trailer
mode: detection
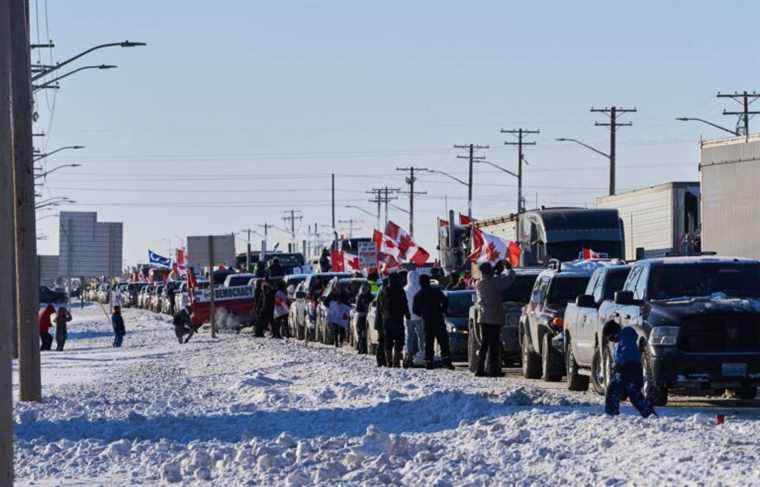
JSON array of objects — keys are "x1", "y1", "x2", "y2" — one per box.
[
  {"x1": 700, "y1": 134, "x2": 760, "y2": 258},
  {"x1": 596, "y1": 182, "x2": 699, "y2": 260}
]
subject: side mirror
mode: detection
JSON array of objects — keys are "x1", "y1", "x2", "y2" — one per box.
[
  {"x1": 576, "y1": 294, "x2": 596, "y2": 308},
  {"x1": 614, "y1": 290, "x2": 634, "y2": 305}
]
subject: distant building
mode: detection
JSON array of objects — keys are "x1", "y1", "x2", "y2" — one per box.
[
  {"x1": 701, "y1": 134, "x2": 760, "y2": 258},
  {"x1": 38, "y1": 255, "x2": 60, "y2": 287},
  {"x1": 58, "y1": 211, "x2": 123, "y2": 279}
]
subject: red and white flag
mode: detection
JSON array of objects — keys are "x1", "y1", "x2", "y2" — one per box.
[
  {"x1": 383, "y1": 221, "x2": 430, "y2": 265},
  {"x1": 469, "y1": 227, "x2": 508, "y2": 263},
  {"x1": 373, "y1": 230, "x2": 401, "y2": 259},
  {"x1": 331, "y1": 249, "x2": 362, "y2": 272},
  {"x1": 459, "y1": 213, "x2": 474, "y2": 225},
  {"x1": 385, "y1": 221, "x2": 414, "y2": 254},
  {"x1": 582, "y1": 248, "x2": 604, "y2": 260}
]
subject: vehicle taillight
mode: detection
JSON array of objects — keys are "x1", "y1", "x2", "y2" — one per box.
[{"x1": 551, "y1": 317, "x2": 564, "y2": 328}]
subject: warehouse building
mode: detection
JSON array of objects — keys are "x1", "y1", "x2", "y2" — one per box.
[
  {"x1": 58, "y1": 211, "x2": 123, "y2": 280},
  {"x1": 38, "y1": 255, "x2": 60, "y2": 287}
]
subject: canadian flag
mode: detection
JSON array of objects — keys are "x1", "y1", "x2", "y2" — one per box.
[
  {"x1": 582, "y1": 248, "x2": 606, "y2": 260},
  {"x1": 469, "y1": 227, "x2": 508, "y2": 264},
  {"x1": 331, "y1": 249, "x2": 362, "y2": 273},
  {"x1": 175, "y1": 248, "x2": 187, "y2": 275},
  {"x1": 459, "y1": 213, "x2": 475, "y2": 225},
  {"x1": 383, "y1": 221, "x2": 430, "y2": 265},
  {"x1": 385, "y1": 221, "x2": 415, "y2": 254},
  {"x1": 373, "y1": 230, "x2": 401, "y2": 259}
]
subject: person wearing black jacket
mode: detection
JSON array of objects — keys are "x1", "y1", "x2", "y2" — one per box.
[
  {"x1": 253, "y1": 280, "x2": 266, "y2": 337},
  {"x1": 268, "y1": 258, "x2": 283, "y2": 278},
  {"x1": 413, "y1": 274, "x2": 454, "y2": 369},
  {"x1": 376, "y1": 272, "x2": 410, "y2": 367},
  {"x1": 261, "y1": 280, "x2": 277, "y2": 337},
  {"x1": 354, "y1": 282, "x2": 373, "y2": 355},
  {"x1": 173, "y1": 304, "x2": 197, "y2": 344}
]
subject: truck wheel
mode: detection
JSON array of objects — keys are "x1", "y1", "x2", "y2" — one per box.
[
  {"x1": 541, "y1": 332, "x2": 563, "y2": 382},
  {"x1": 642, "y1": 347, "x2": 668, "y2": 406},
  {"x1": 730, "y1": 385, "x2": 758, "y2": 400},
  {"x1": 590, "y1": 345, "x2": 605, "y2": 395},
  {"x1": 521, "y1": 327, "x2": 541, "y2": 379},
  {"x1": 468, "y1": 321, "x2": 480, "y2": 373},
  {"x1": 566, "y1": 336, "x2": 589, "y2": 391}
]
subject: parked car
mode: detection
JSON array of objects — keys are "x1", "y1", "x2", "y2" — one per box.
[
  {"x1": 315, "y1": 277, "x2": 366, "y2": 344},
  {"x1": 151, "y1": 285, "x2": 165, "y2": 313},
  {"x1": 602, "y1": 257, "x2": 760, "y2": 405},
  {"x1": 445, "y1": 289, "x2": 476, "y2": 362},
  {"x1": 138, "y1": 285, "x2": 153, "y2": 309},
  {"x1": 288, "y1": 281, "x2": 308, "y2": 339},
  {"x1": 294, "y1": 272, "x2": 352, "y2": 341},
  {"x1": 520, "y1": 261, "x2": 594, "y2": 382},
  {"x1": 96, "y1": 284, "x2": 111, "y2": 304},
  {"x1": 39, "y1": 286, "x2": 67, "y2": 305},
  {"x1": 468, "y1": 268, "x2": 541, "y2": 372},
  {"x1": 562, "y1": 264, "x2": 631, "y2": 393},
  {"x1": 121, "y1": 283, "x2": 146, "y2": 308}
]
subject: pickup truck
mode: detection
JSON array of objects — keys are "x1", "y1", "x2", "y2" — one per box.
[
  {"x1": 467, "y1": 268, "x2": 541, "y2": 373},
  {"x1": 563, "y1": 264, "x2": 630, "y2": 393},
  {"x1": 603, "y1": 257, "x2": 760, "y2": 405},
  {"x1": 519, "y1": 263, "x2": 594, "y2": 382}
]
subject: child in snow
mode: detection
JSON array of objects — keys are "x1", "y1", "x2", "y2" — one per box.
[
  {"x1": 605, "y1": 327, "x2": 655, "y2": 417},
  {"x1": 112, "y1": 305, "x2": 126, "y2": 347},
  {"x1": 55, "y1": 306, "x2": 72, "y2": 351}
]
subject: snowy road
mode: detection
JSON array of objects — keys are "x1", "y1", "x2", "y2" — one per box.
[{"x1": 12, "y1": 306, "x2": 760, "y2": 486}]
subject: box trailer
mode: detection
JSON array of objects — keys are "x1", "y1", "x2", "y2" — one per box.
[
  {"x1": 700, "y1": 134, "x2": 760, "y2": 258},
  {"x1": 596, "y1": 182, "x2": 700, "y2": 260}
]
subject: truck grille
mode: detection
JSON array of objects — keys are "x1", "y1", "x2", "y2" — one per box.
[{"x1": 679, "y1": 315, "x2": 760, "y2": 353}]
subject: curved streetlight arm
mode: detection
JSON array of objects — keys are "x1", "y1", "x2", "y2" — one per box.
[
  {"x1": 555, "y1": 138, "x2": 610, "y2": 159},
  {"x1": 34, "y1": 163, "x2": 82, "y2": 180},
  {"x1": 421, "y1": 168, "x2": 468, "y2": 186},
  {"x1": 390, "y1": 203, "x2": 410, "y2": 215},
  {"x1": 33, "y1": 65, "x2": 117, "y2": 92},
  {"x1": 477, "y1": 160, "x2": 519, "y2": 179},
  {"x1": 31, "y1": 41, "x2": 146, "y2": 82},
  {"x1": 344, "y1": 205, "x2": 377, "y2": 218},
  {"x1": 33, "y1": 145, "x2": 85, "y2": 162},
  {"x1": 675, "y1": 117, "x2": 740, "y2": 136}
]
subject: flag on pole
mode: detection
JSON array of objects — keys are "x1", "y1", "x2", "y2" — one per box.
[
  {"x1": 459, "y1": 213, "x2": 474, "y2": 225},
  {"x1": 148, "y1": 250, "x2": 172, "y2": 269},
  {"x1": 331, "y1": 249, "x2": 362, "y2": 272},
  {"x1": 383, "y1": 221, "x2": 430, "y2": 265},
  {"x1": 469, "y1": 228, "x2": 508, "y2": 264}
]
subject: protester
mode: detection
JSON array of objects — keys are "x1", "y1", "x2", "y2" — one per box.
[
  {"x1": 354, "y1": 281, "x2": 373, "y2": 355},
  {"x1": 173, "y1": 304, "x2": 197, "y2": 344},
  {"x1": 413, "y1": 274, "x2": 454, "y2": 369},
  {"x1": 373, "y1": 285, "x2": 386, "y2": 366},
  {"x1": 110, "y1": 285, "x2": 122, "y2": 313},
  {"x1": 273, "y1": 280, "x2": 290, "y2": 339},
  {"x1": 112, "y1": 305, "x2": 126, "y2": 348},
  {"x1": 54, "y1": 306, "x2": 73, "y2": 351},
  {"x1": 269, "y1": 258, "x2": 283, "y2": 278},
  {"x1": 38, "y1": 304, "x2": 55, "y2": 351},
  {"x1": 403, "y1": 266, "x2": 425, "y2": 367},
  {"x1": 605, "y1": 327, "x2": 656, "y2": 417},
  {"x1": 252, "y1": 280, "x2": 266, "y2": 337},
  {"x1": 474, "y1": 260, "x2": 515, "y2": 377},
  {"x1": 319, "y1": 248, "x2": 331, "y2": 272},
  {"x1": 261, "y1": 280, "x2": 277, "y2": 337},
  {"x1": 167, "y1": 282, "x2": 177, "y2": 316},
  {"x1": 377, "y1": 272, "x2": 410, "y2": 367}
]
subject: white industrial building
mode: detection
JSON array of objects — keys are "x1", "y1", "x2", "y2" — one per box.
[{"x1": 58, "y1": 211, "x2": 123, "y2": 279}]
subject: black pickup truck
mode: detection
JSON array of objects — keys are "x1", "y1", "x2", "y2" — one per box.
[{"x1": 603, "y1": 257, "x2": 760, "y2": 405}]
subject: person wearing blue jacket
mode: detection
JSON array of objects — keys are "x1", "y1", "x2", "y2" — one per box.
[
  {"x1": 112, "y1": 306, "x2": 126, "y2": 348},
  {"x1": 605, "y1": 327, "x2": 655, "y2": 417}
]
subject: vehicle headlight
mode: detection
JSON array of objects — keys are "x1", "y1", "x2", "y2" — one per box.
[{"x1": 650, "y1": 326, "x2": 679, "y2": 346}]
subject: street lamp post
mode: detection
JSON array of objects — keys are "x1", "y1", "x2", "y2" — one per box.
[
  {"x1": 33, "y1": 65, "x2": 117, "y2": 93},
  {"x1": 675, "y1": 117, "x2": 740, "y2": 137},
  {"x1": 420, "y1": 168, "x2": 468, "y2": 186},
  {"x1": 34, "y1": 163, "x2": 82, "y2": 180},
  {"x1": 33, "y1": 145, "x2": 84, "y2": 162},
  {"x1": 555, "y1": 137, "x2": 613, "y2": 195},
  {"x1": 344, "y1": 205, "x2": 377, "y2": 218},
  {"x1": 31, "y1": 41, "x2": 146, "y2": 82},
  {"x1": 35, "y1": 197, "x2": 75, "y2": 210},
  {"x1": 474, "y1": 160, "x2": 522, "y2": 213}
]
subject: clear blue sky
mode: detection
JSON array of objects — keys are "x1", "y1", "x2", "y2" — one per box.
[{"x1": 33, "y1": 0, "x2": 760, "y2": 265}]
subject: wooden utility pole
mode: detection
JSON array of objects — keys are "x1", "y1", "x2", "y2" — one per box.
[
  {"x1": 1, "y1": 0, "x2": 16, "y2": 481},
  {"x1": 591, "y1": 106, "x2": 636, "y2": 196},
  {"x1": 396, "y1": 166, "x2": 427, "y2": 238},
  {"x1": 454, "y1": 144, "x2": 489, "y2": 221},
  {"x1": 331, "y1": 173, "x2": 335, "y2": 233},
  {"x1": 207, "y1": 236, "x2": 216, "y2": 338},
  {"x1": 11, "y1": 0, "x2": 41, "y2": 402},
  {"x1": 501, "y1": 128, "x2": 539, "y2": 213}
]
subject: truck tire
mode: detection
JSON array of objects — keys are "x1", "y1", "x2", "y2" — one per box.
[
  {"x1": 566, "y1": 335, "x2": 589, "y2": 391},
  {"x1": 642, "y1": 347, "x2": 668, "y2": 406},
  {"x1": 468, "y1": 321, "x2": 480, "y2": 373},
  {"x1": 541, "y1": 332, "x2": 563, "y2": 382},
  {"x1": 590, "y1": 344, "x2": 605, "y2": 395},
  {"x1": 521, "y1": 326, "x2": 541, "y2": 379}
]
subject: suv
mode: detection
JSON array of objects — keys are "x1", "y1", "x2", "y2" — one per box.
[
  {"x1": 467, "y1": 268, "x2": 541, "y2": 372},
  {"x1": 604, "y1": 257, "x2": 760, "y2": 405},
  {"x1": 563, "y1": 264, "x2": 630, "y2": 393},
  {"x1": 520, "y1": 262, "x2": 594, "y2": 382}
]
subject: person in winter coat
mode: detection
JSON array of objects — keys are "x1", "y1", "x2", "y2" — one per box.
[
  {"x1": 54, "y1": 306, "x2": 72, "y2": 351},
  {"x1": 38, "y1": 304, "x2": 55, "y2": 351},
  {"x1": 605, "y1": 327, "x2": 656, "y2": 417},
  {"x1": 173, "y1": 304, "x2": 197, "y2": 344},
  {"x1": 376, "y1": 272, "x2": 410, "y2": 367},
  {"x1": 354, "y1": 282, "x2": 373, "y2": 355},
  {"x1": 403, "y1": 266, "x2": 425, "y2": 367},
  {"x1": 373, "y1": 284, "x2": 386, "y2": 366},
  {"x1": 273, "y1": 280, "x2": 290, "y2": 339},
  {"x1": 112, "y1": 306, "x2": 126, "y2": 347},
  {"x1": 413, "y1": 274, "x2": 454, "y2": 369},
  {"x1": 252, "y1": 279, "x2": 266, "y2": 337},
  {"x1": 261, "y1": 280, "x2": 277, "y2": 337},
  {"x1": 268, "y1": 258, "x2": 283, "y2": 278},
  {"x1": 474, "y1": 260, "x2": 516, "y2": 377},
  {"x1": 319, "y1": 248, "x2": 331, "y2": 273}
]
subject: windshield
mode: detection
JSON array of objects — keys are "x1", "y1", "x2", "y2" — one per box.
[
  {"x1": 446, "y1": 292, "x2": 474, "y2": 317},
  {"x1": 603, "y1": 269, "x2": 630, "y2": 300},
  {"x1": 547, "y1": 276, "x2": 590, "y2": 306},
  {"x1": 650, "y1": 263, "x2": 760, "y2": 300},
  {"x1": 227, "y1": 276, "x2": 251, "y2": 287},
  {"x1": 502, "y1": 275, "x2": 538, "y2": 303}
]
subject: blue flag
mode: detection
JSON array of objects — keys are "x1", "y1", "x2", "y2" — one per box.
[{"x1": 148, "y1": 250, "x2": 172, "y2": 269}]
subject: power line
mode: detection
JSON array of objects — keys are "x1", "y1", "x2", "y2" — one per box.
[
  {"x1": 367, "y1": 186, "x2": 400, "y2": 228},
  {"x1": 717, "y1": 91, "x2": 760, "y2": 138},
  {"x1": 591, "y1": 105, "x2": 637, "y2": 195}
]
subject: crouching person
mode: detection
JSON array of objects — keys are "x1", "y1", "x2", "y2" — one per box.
[
  {"x1": 173, "y1": 304, "x2": 197, "y2": 344},
  {"x1": 112, "y1": 306, "x2": 126, "y2": 347},
  {"x1": 605, "y1": 327, "x2": 656, "y2": 418}
]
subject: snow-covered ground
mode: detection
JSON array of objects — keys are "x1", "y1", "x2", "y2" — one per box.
[{"x1": 11, "y1": 306, "x2": 760, "y2": 486}]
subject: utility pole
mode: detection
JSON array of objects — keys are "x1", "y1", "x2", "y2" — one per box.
[
  {"x1": 11, "y1": 0, "x2": 41, "y2": 402},
  {"x1": 1, "y1": 0, "x2": 15, "y2": 480},
  {"x1": 331, "y1": 173, "x2": 335, "y2": 232},
  {"x1": 590, "y1": 106, "x2": 636, "y2": 196},
  {"x1": 718, "y1": 91, "x2": 760, "y2": 139},
  {"x1": 258, "y1": 222, "x2": 273, "y2": 263},
  {"x1": 396, "y1": 166, "x2": 428, "y2": 238},
  {"x1": 338, "y1": 218, "x2": 363, "y2": 239},
  {"x1": 283, "y1": 210, "x2": 303, "y2": 252},
  {"x1": 501, "y1": 128, "x2": 539, "y2": 213},
  {"x1": 240, "y1": 228, "x2": 253, "y2": 271},
  {"x1": 453, "y1": 144, "x2": 489, "y2": 221},
  {"x1": 367, "y1": 187, "x2": 400, "y2": 229}
]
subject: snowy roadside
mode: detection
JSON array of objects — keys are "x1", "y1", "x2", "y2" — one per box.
[{"x1": 11, "y1": 307, "x2": 760, "y2": 486}]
